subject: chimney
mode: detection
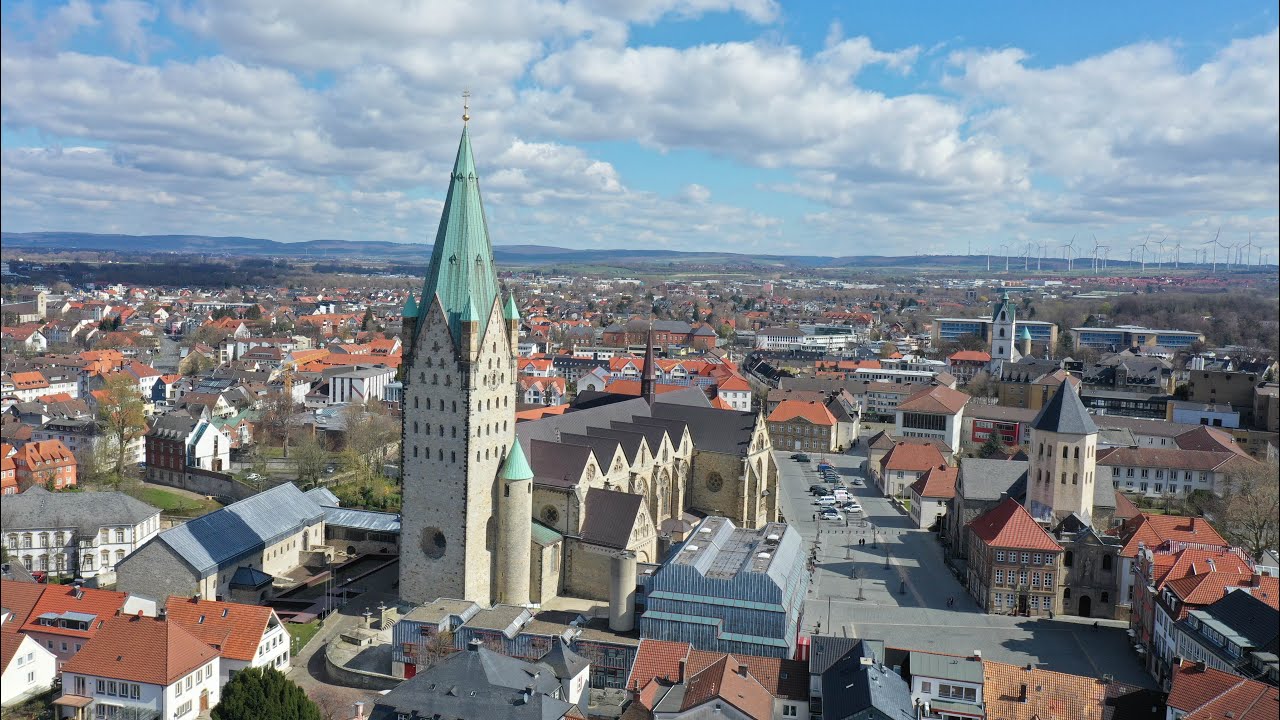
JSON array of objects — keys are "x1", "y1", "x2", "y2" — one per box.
[
  {"x1": 158, "y1": 608, "x2": 167, "y2": 621},
  {"x1": 972, "y1": 650, "x2": 982, "y2": 660},
  {"x1": 1195, "y1": 661, "x2": 1207, "y2": 672},
  {"x1": 352, "y1": 701, "x2": 365, "y2": 720},
  {"x1": 1019, "y1": 683, "x2": 1028, "y2": 702},
  {"x1": 468, "y1": 638, "x2": 484, "y2": 652},
  {"x1": 737, "y1": 663, "x2": 749, "y2": 678},
  {"x1": 193, "y1": 592, "x2": 201, "y2": 602},
  {"x1": 1251, "y1": 572, "x2": 1262, "y2": 587},
  {"x1": 859, "y1": 656, "x2": 874, "y2": 666}
]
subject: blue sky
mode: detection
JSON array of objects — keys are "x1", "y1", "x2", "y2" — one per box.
[{"x1": 1, "y1": 0, "x2": 1277, "y2": 259}]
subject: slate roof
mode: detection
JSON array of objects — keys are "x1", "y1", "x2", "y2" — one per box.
[
  {"x1": 1031, "y1": 381, "x2": 1098, "y2": 434},
  {"x1": 1183, "y1": 588, "x2": 1280, "y2": 655},
  {"x1": 322, "y1": 506, "x2": 400, "y2": 533},
  {"x1": 819, "y1": 647, "x2": 915, "y2": 720},
  {"x1": 147, "y1": 413, "x2": 198, "y2": 440},
  {"x1": 968, "y1": 497, "x2": 1062, "y2": 552},
  {"x1": 529, "y1": 438, "x2": 594, "y2": 488},
  {"x1": 1, "y1": 488, "x2": 159, "y2": 535},
  {"x1": 956, "y1": 458, "x2": 1029, "y2": 501},
  {"x1": 579, "y1": 489, "x2": 643, "y2": 549},
  {"x1": 651, "y1": 403, "x2": 757, "y2": 457},
  {"x1": 146, "y1": 482, "x2": 324, "y2": 576},
  {"x1": 370, "y1": 643, "x2": 575, "y2": 720},
  {"x1": 909, "y1": 650, "x2": 983, "y2": 683},
  {"x1": 304, "y1": 486, "x2": 341, "y2": 506},
  {"x1": 539, "y1": 638, "x2": 589, "y2": 680},
  {"x1": 61, "y1": 614, "x2": 216, "y2": 686}
]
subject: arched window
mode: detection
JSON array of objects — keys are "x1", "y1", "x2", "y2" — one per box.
[
  {"x1": 413, "y1": 446, "x2": 418, "y2": 458},
  {"x1": 1102, "y1": 555, "x2": 1112, "y2": 571},
  {"x1": 450, "y1": 451, "x2": 456, "y2": 463},
  {"x1": 1062, "y1": 446, "x2": 1069, "y2": 459},
  {"x1": 1064, "y1": 551, "x2": 1074, "y2": 566},
  {"x1": 1101, "y1": 591, "x2": 1110, "y2": 604},
  {"x1": 1063, "y1": 588, "x2": 1071, "y2": 600},
  {"x1": 999, "y1": 328, "x2": 1005, "y2": 337},
  {"x1": 413, "y1": 421, "x2": 418, "y2": 434},
  {"x1": 414, "y1": 397, "x2": 419, "y2": 409},
  {"x1": 432, "y1": 373, "x2": 438, "y2": 385},
  {"x1": 1039, "y1": 443, "x2": 1044, "y2": 456},
  {"x1": 439, "y1": 425, "x2": 445, "y2": 437},
  {"x1": 1061, "y1": 473, "x2": 1067, "y2": 484},
  {"x1": 452, "y1": 426, "x2": 457, "y2": 438},
  {"x1": 1074, "y1": 447, "x2": 1080, "y2": 459},
  {"x1": 419, "y1": 371, "x2": 425, "y2": 382}
]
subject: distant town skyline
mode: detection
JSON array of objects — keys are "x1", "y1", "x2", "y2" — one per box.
[{"x1": 1, "y1": 1, "x2": 1277, "y2": 257}]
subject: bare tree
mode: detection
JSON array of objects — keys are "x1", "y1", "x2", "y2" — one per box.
[
  {"x1": 1215, "y1": 460, "x2": 1280, "y2": 561},
  {"x1": 292, "y1": 434, "x2": 329, "y2": 490},
  {"x1": 340, "y1": 402, "x2": 398, "y2": 483},
  {"x1": 258, "y1": 386, "x2": 296, "y2": 457},
  {"x1": 96, "y1": 374, "x2": 147, "y2": 483}
]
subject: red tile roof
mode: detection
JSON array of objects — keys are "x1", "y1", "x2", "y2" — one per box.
[
  {"x1": 909, "y1": 465, "x2": 958, "y2": 500},
  {"x1": 163, "y1": 596, "x2": 276, "y2": 663},
  {"x1": 627, "y1": 639, "x2": 691, "y2": 693},
  {"x1": 901, "y1": 384, "x2": 967, "y2": 412},
  {"x1": 768, "y1": 400, "x2": 837, "y2": 426},
  {"x1": 687, "y1": 649, "x2": 808, "y2": 702},
  {"x1": 983, "y1": 658, "x2": 1149, "y2": 720},
  {"x1": 21, "y1": 584, "x2": 128, "y2": 639},
  {"x1": 1168, "y1": 659, "x2": 1280, "y2": 719},
  {"x1": 880, "y1": 442, "x2": 947, "y2": 473},
  {"x1": 0, "y1": 580, "x2": 47, "y2": 627},
  {"x1": 968, "y1": 497, "x2": 1062, "y2": 552},
  {"x1": 60, "y1": 615, "x2": 217, "y2": 686},
  {"x1": 948, "y1": 350, "x2": 992, "y2": 363},
  {"x1": 680, "y1": 655, "x2": 773, "y2": 720},
  {"x1": 1115, "y1": 513, "x2": 1230, "y2": 558},
  {"x1": 1166, "y1": 572, "x2": 1279, "y2": 611}
]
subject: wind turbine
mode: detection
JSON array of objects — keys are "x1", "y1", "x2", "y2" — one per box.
[
  {"x1": 1024, "y1": 241, "x2": 1033, "y2": 272},
  {"x1": 1138, "y1": 234, "x2": 1151, "y2": 275},
  {"x1": 1203, "y1": 228, "x2": 1222, "y2": 274},
  {"x1": 1152, "y1": 237, "x2": 1167, "y2": 271},
  {"x1": 1244, "y1": 234, "x2": 1256, "y2": 267},
  {"x1": 1062, "y1": 234, "x2": 1077, "y2": 273},
  {"x1": 1038, "y1": 240, "x2": 1050, "y2": 272},
  {"x1": 1091, "y1": 235, "x2": 1104, "y2": 274},
  {"x1": 1171, "y1": 240, "x2": 1183, "y2": 269},
  {"x1": 986, "y1": 246, "x2": 993, "y2": 273}
]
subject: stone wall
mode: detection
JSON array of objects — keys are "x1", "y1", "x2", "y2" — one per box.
[
  {"x1": 148, "y1": 466, "x2": 256, "y2": 503},
  {"x1": 115, "y1": 540, "x2": 202, "y2": 600}
]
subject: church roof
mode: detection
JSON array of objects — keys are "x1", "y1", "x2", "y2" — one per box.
[
  {"x1": 503, "y1": 293, "x2": 520, "y2": 322},
  {"x1": 992, "y1": 291, "x2": 1014, "y2": 323},
  {"x1": 1031, "y1": 381, "x2": 1098, "y2": 435},
  {"x1": 500, "y1": 439, "x2": 534, "y2": 482},
  {"x1": 417, "y1": 125, "x2": 501, "y2": 344},
  {"x1": 1019, "y1": 326, "x2": 1033, "y2": 340}
]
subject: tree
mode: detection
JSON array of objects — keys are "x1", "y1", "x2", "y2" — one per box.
[
  {"x1": 211, "y1": 666, "x2": 321, "y2": 720},
  {"x1": 979, "y1": 432, "x2": 1007, "y2": 459},
  {"x1": 258, "y1": 386, "x2": 297, "y2": 457},
  {"x1": 96, "y1": 374, "x2": 147, "y2": 482},
  {"x1": 340, "y1": 402, "x2": 398, "y2": 483},
  {"x1": 1214, "y1": 460, "x2": 1280, "y2": 561},
  {"x1": 292, "y1": 434, "x2": 329, "y2": 489}
]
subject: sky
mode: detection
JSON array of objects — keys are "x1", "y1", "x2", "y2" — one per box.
[{"x1": 1, "y1": 1, "x2": 1278, "y2": 260}]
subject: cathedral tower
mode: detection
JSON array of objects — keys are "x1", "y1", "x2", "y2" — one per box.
[
  {"x1": 400, "y1": 120, "x2": 525, "y2": 605},
  {"x1": 1026, "y1": 381, "x2": 1098, "y2": 526},
  {"x1": 990, "y1": 291, "x2": 1015, "y2": 362}
]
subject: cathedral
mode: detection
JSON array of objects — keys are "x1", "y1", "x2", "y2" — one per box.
[{"x1": 398, "y1": 121, "x2": 779, "y2": 610}]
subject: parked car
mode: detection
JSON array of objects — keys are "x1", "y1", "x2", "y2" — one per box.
[
  {"x1": 852, "y1": 478, "x2": 865, "y2": 487},
  {"x1": 810, "y1": 484, "x2": 830, "y2": 495},
  {"x1": 795, "y1": 453, "x2": 811, "y2": 463},
  {"x1": 790, "y1": 453, "x2": 804, "y2": 460},
  {"x1": 815, "y1": 496, "x2": 837, "y2": 506},
  {"x1": 819, "y1": 509, "x2": 844, "y2": 522},
  {"x1": 846, "y1": 502, "x2": 863, "y2": 514}
]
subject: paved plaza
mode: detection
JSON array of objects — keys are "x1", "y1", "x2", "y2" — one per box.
[{"x1": 775, "y1": 447, "x2": 1154, "y2": 688}]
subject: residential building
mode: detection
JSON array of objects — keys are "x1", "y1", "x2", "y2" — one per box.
[
  {"x1": 519, "y1": 375, "x2": 568, "y2": 406},
  {"x1": 624, "y1": 638, "x2": 808, "y2": 720},
  {"x1": 2, "y1": 630, "x2": 58, "y2": 708},
  {"x1": 1099, "y1": 446, "x2": 1254, "y2": 499},
  {"x1": 20, "y1": 583, "x2": 129, "y2": 667},
  {"x1": 982, "y1": 658, "x2": 1158, "y2": 720},
  {"x1": 946, "y1": 350, "x2": 991, "y2": 385},
  {"x1": 966, "y1": 497, "x2": 1063, "y2": 617},
  {"x1": 1172, "y1": 588, "x2": 1280, "y2": 683},
  {"x1": 944, "y1": 458, "x2": 1027, "y2": 562},
  {"x1": 908, "y1": 465, "x2": 957, "y2": 531},
  {"x1": 894, "y1": 385, "x2": 968, "y2": 452},
  {"x1": 640, "y1": 517, "x2": 807, "y2": 659},
  {"x1": 115, "y1": 483, "x2": 325, "y2": 603},
  {"x1": 327, "y1": 364, "x2": 395, "y2": 405},
  {"x1": 12, "y1": 439, "x2": 77, "y2": 491},
  {"x1": 1, "y1": 488, "x2": 161, "y2": 580},
  {"x1": 962, "y1": 404, "x2": 1036, "y2": 449},
  {"x1": 1116, "y1": 513, "x2": 1231, "y2": 630},
  {"x1": 810, "y1": 638, "x2": 915, "y2": 720},
  {"x1": 55, "y1": 614, "x2": 219, "y2": 720},
  {"x1": 367, "y1": 640, "x2": 587, "y2": 720},
  {"x1": 164, "y1": 596, "x2": 291, "y2": 684},
  {"x1": 1165, "y1": 657, "x2": 1279, "y2": 720},
  {"x1": 908, "y1": 650, "x2": 984, "y2": 719},
  {"x1": 878, "y1": 441, "x2": 947, "y2": 500},
  {"x1": 1167, "y1": 401, "x2": 1241, "y2": 429},
  {"x1": 768, "y1": 400, "x2": 838, "y2": 453},
  {"x1": 2, "y1": 445, "x2": 16, "y2": 495}
]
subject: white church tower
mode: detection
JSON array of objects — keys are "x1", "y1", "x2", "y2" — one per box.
[
  {"x1": 990, "y1": 291, "x2": 1016, "y2": 364},
  {"x1": 399, "y1": 111, "x2": 529, "y2": 606}
]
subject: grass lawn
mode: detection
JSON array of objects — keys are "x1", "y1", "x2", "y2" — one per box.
[
  {"x1": 289, "y1": 620, "x2": 323, "y2": 655},
  {"x1": 134, "y1": 487, "x2": 222, "y2": 515}
]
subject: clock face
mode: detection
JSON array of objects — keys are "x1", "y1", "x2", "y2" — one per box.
[{"x1": 706, "y1": 472, "x2": 724, "y2": 492}]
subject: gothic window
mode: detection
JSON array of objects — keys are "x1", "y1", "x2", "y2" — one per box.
[
  {"x1": 439, "y1": 425, "x2": 445, "y2": 437},
  {"x1": 426, "y1": 358, "x2": 433, "y2": 367},
  {"x1": 414, "y1": 397, "x2": 419, "y2": 409},
  {"x1": 413, "y1": 446, "x2": 418, "y2": 458},
  {"x1": 1074, "y1": 447, "x2": 1080, "y2": 459},
  {"x1": 452, "y1": 426, "x2": 457, "y2": 438},
  {"x1": 999, "y1": 328, "x2": 1005, "y2": 337},
  {"x1": 438, "y1": 449, "x2": 444, "y2": 461},
  {"x1": 445, "y1": 375, "x2": 451, "y2": 386},
  {"x1": 706, "y1": 472, "x2": 724, "y2": 492},
  {"x1": 1101, "y1": 555, "x2": 1112, "y2": 571},
  {"x1": 413, "y1": 422, "x2": 418, "y2": 434},
  {"x1": 542, "y1": 506, "x2": 559, "y2": 525},
  {"x1": 452, "y1": 401, "x2": 457, "y2": 412},
  {"x1": 450, "y1": 451, "x2": 456, "y2": 463},
  {"x1": 1062, "y1": 446, "x2": 1068, "y2": 459},
  {"x1": 1039, "y1": 443, "x2": 1044, "y2": 456},
  {"x1": 419, "y1": 372, "x2": 425, "y2": 382}
]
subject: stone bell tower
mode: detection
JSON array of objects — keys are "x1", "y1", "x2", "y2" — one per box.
[{"x1": 399, "y1": 109, "x2": 526, "y2": 605}]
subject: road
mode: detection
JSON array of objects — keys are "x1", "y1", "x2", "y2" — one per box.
[{"x1": 775, "y1": 447, "x2": 1153, "y2": 687}]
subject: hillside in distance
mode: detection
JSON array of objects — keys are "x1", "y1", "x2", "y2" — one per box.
[{"x1": 1, "y1": 231, "x2": 1137, "y2": 271}]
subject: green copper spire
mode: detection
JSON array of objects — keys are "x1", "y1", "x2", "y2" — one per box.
[
  {"x1": 1019, "y1": 326, "x2": 1032, "y2": 340},
  {"x1": 500, "y1": 439, "x2": 533, "y2": 481},
  {"x1": 418, "y1": 125, "x2": 500, "y2": 345},
  {"x1": 402, "y1": 292, "x2": 418, "y2": 317},
  {"x1": 503, "y1": 293, "x2": 520, "y2": 322}
]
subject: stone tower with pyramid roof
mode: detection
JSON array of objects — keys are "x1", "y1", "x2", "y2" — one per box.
[
  {"x1": 399, "y1": 121, "x2": 529, "y2": 605},
  {"x1": 1025, "y1": 380, "x2": 1099, "y2": 525}
]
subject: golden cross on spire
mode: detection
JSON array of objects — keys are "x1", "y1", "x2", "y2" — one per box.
[{"x1": 462, "y1": 90, "x2": 471, "y2": 124}]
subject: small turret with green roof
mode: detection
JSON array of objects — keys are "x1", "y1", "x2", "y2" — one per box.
[
  {"x1": 500, "y1": 439, "x2": 533, "y2": 482},
  {"x1": 402, "y1": 292, "x2": 418, "y2": 318}
]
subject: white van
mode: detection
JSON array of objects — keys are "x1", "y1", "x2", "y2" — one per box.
[
  {"x1": 834, "y1": 489, "x2": 850, "y2": 501},
  {"x1": 815, "y1": 496, "x2": 837, "y2": 506}
]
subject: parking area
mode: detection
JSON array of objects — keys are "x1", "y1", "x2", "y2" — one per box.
[{"x1": 774, "y1": 448, "x2": 1153, "y2": 687}]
